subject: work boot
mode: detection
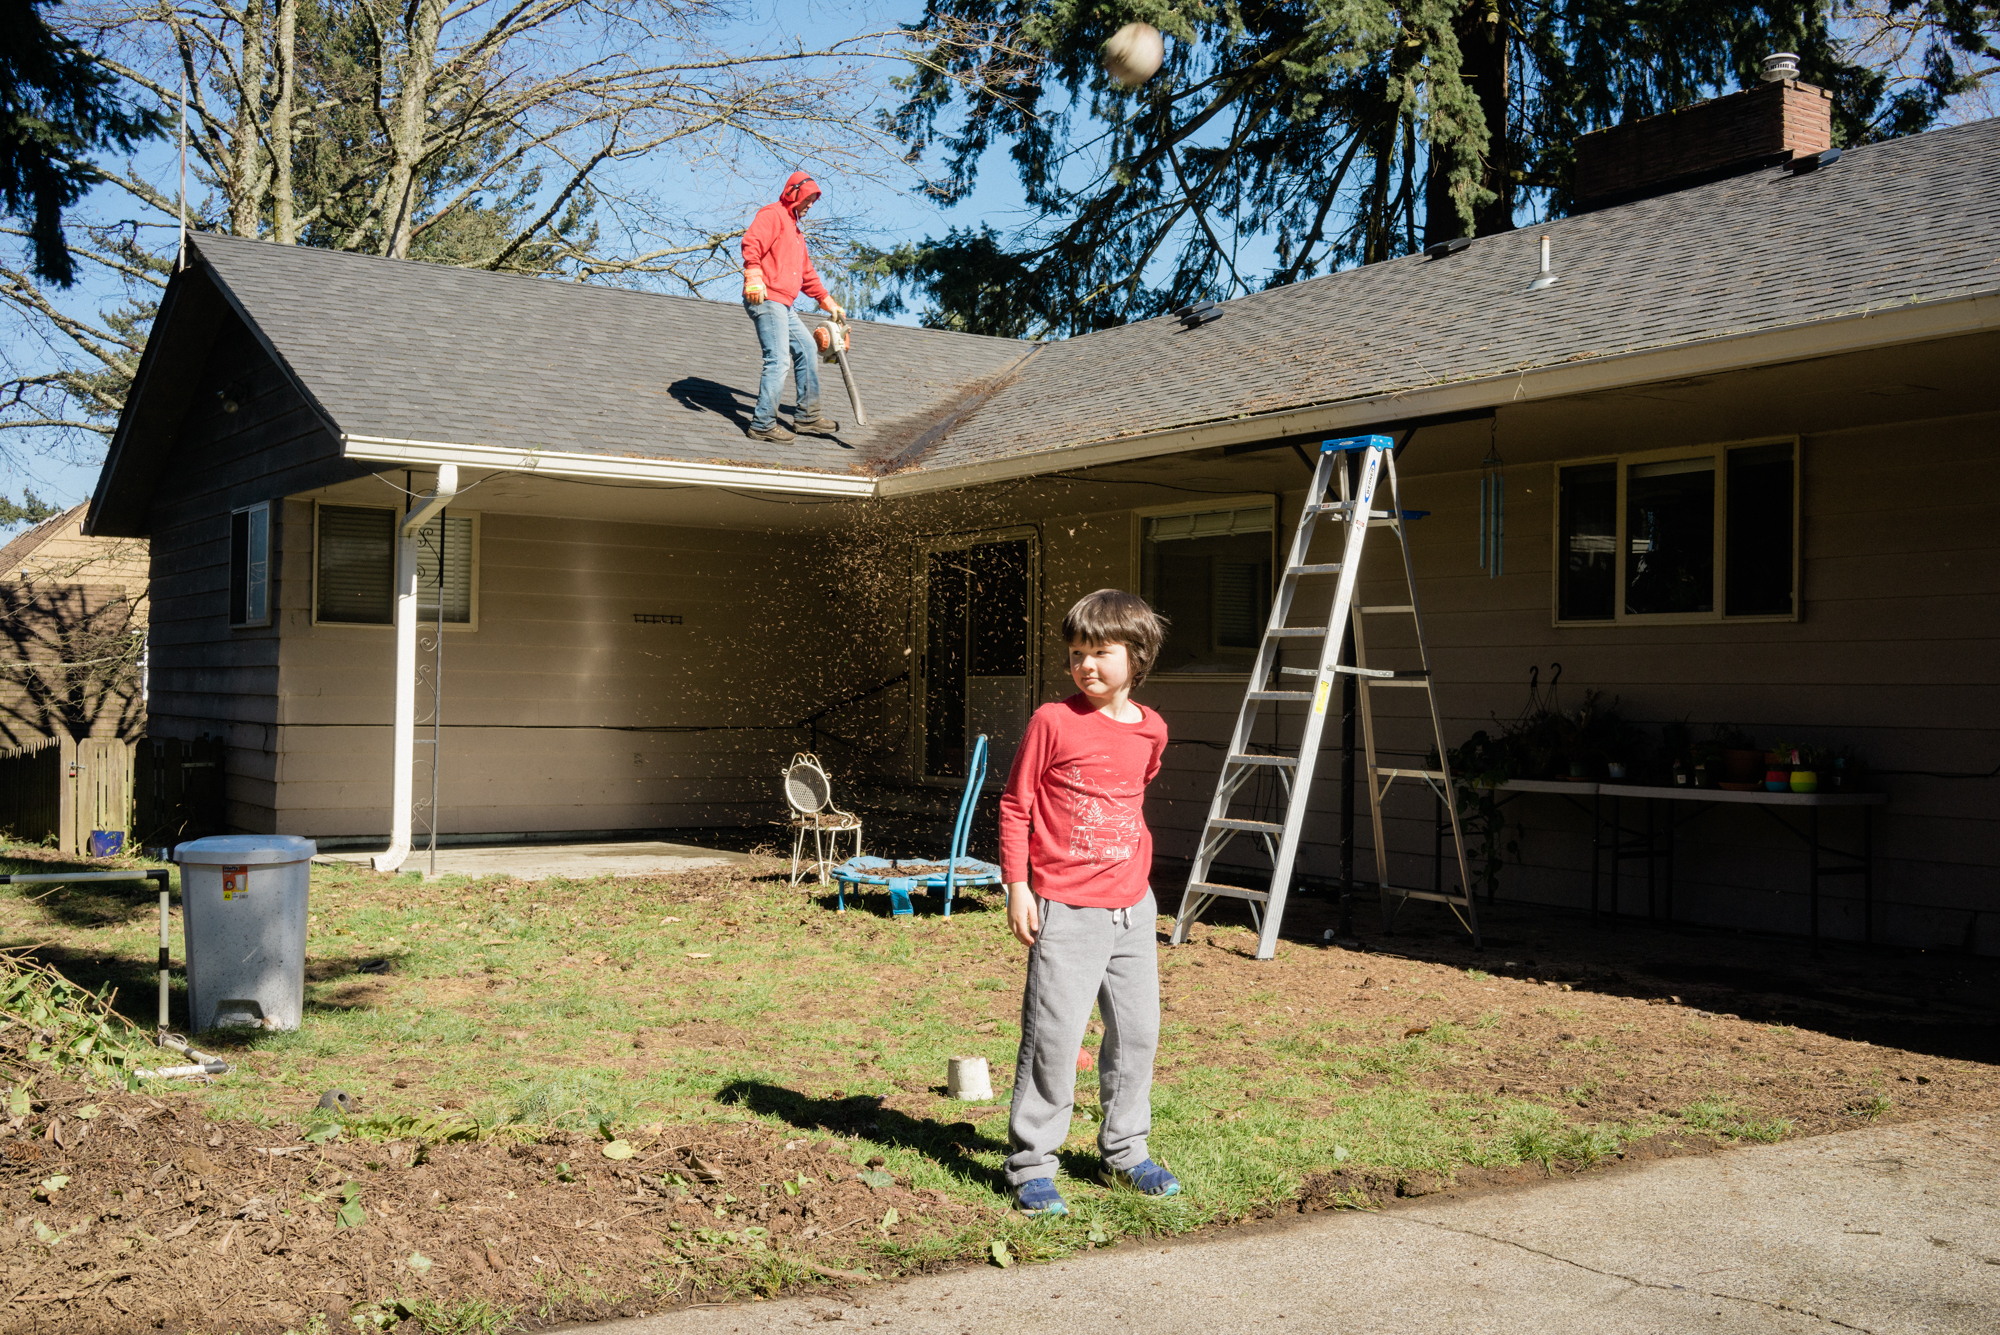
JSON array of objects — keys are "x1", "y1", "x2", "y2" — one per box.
[
  {"x1": 792, "y1": 412, "x2": 841, "y2": 435},
  {"x1": 746, "y1": 421, "x2": 795, "y2": 443}
]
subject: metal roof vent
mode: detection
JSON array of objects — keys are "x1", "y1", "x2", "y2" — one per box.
[
  {"x1": 1525, "y1": 234, "x2": 1558, "y2": 292},
  {"x1": 1761, "y1": 52, "x2": 1800, "y2": 82},
  {"x1": 1785, "y1": 145, "x2": 1842, "y2": 174},
  {"x1": 1174, "y1": 301, "x2": 1222, "y2": 329},
  {"x1": 1425, "y1": 236, "x2": 1471, "y2": 260}
]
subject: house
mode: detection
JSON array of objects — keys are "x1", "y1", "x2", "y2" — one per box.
[
  {"x1": 87, "y1": 82, "x2": 2000, "y2": 952},
  {"x1": 0, "y1": 504, "x2": 147, "y2": 746}
]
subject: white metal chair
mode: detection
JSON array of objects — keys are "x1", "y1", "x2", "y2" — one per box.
[{"x1": 782, "y1": 752, "x2": 862, "y2": 886}]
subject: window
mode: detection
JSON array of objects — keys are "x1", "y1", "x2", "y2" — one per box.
[
  {"x1": 314, "y1": 504, "x2": 477, "y2": 627},
  {"x1": 229, "y1": 501, "x2": 270, "y2": 627},
  {"x1": 1556, "y1": 440, "x2": 1797, "y2": 623},
  {"x1": 1139, "y1": 503, "x2": 1274, "y2": 673}
]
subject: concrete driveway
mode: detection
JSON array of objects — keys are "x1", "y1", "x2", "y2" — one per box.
[{"x1": 591, "y1": 1114, "x2": 1999, "y2": 1334}]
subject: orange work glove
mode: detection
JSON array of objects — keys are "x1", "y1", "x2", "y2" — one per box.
[
  {"x1": 743, "y1": 267, "x2": 766, "y2": 304},
  {"x1": 819, "y1": 296, "x2": 845, "y2": 321}
]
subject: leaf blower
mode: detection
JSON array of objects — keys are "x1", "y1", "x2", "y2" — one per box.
[{"x1": 812, "y1": 315, "x2": 868, "y2": 427}]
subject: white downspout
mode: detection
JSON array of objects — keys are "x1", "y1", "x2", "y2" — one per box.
[{"x1": 373, "y1": 465, "x2": 458, "y2": 872}]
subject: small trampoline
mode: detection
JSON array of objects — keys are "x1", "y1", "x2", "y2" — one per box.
[{"x1": 833, "y1": 734, "x2": 1001, "y2": 916}]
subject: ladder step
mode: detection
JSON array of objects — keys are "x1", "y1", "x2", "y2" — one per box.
[
  {"x1": 1333, "y1": 665, "x2": 1429, "y2": 679},
  {"x1": 1187, "y1": 881, "x2": 1271, "y2": 904},
  {"x1": 1381, "y1": 886, "x2": 1473, "y2": 906},
  {"x1": 1374, "y1": 767, "x2": 1449, "y2": 780},
  {"x1": 1356, "y1": 604, "x2": 1415, "y2": 614},
  {"x1": 1246, "y1": 690, "x2": 1313, "y2": 701},
  {"x1": 1226, "y1": 754, "x2": 1298, "y2": 768},
  {"x1": 1306, "y1": 502, "x2": 1355, "y2": 515},
  {"x1": 1285, "y1": 563, "x2": 1344, "y2": 576},
  {"x1": 1360, "y1": 678, "x2": 1432, "y2": 689},
  {"x1": 1267, "y1": 627, "x2": 1328, "y2": 639},
  {"x1": 1208, "y1": 818, "x2": 1284, "y2": 835}
]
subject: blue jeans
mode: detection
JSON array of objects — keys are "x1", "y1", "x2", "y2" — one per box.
[{"x1": 744, "y1": 298, "x2": 819, "y2": 430}]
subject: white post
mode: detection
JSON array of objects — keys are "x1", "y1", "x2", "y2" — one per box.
[{"x1": 373, "y1": 465, "x2": 457, "y2": 872}]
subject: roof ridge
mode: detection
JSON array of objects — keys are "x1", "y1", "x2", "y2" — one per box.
[{"x1": 186, "y1": 231, "x2": 1029, "y2": 349}]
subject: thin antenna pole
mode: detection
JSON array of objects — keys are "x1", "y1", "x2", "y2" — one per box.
[{"x1": 176, "y1": 72, "x2": 188, "y2": 270}]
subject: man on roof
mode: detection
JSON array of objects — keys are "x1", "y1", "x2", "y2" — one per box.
[{"x1": 740, "y1": 171, "x2": 844, "y2": 442}]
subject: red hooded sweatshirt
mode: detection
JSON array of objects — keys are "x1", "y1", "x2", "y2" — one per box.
[{"x1": 741, "y1": 172, "x2": 829, "y2": 308}]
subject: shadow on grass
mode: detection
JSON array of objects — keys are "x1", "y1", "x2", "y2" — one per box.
[
  {"x1": 795, "y1": 884, "x2": 1004, "y2": 921},
  {"x1": 718, "y1": 1079, "x2": 1012, "y2": 1193}
]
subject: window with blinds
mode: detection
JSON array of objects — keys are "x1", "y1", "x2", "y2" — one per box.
[
  {"x1": 1139, "y1": 502, "x2": 1275, "y2": 673},
  {"x1": 315, "y1": 505, "x2": 476, "y2": 625},
  {"x1": 415, "y1": 515, "x2": 474, "y2": 623}
]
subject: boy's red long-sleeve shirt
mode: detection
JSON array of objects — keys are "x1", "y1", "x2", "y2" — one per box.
[{"x1": 999, "y1": 695, "x2": 1168, "y2": 908}]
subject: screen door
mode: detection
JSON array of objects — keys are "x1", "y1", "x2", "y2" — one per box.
[{"x1": 920, "y1": 533, "x2": 1035, "y2": 781}]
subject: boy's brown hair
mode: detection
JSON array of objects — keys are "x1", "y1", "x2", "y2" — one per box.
[{"x1": 1062, "y1": 589, "x2": 1169, "y2": 687}]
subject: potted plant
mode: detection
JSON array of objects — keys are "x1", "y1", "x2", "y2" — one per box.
[
  {"x1": 1765, "y1": 742, "x2": 1794, "y2": 792},
  {"x1": 1828, "y1": 745, "x2": 1868, "y2": 791},
  {"x1": 1790, "y1": 745, "x2": 1826, "y2": 794},
  {"x1": 1713, "y1": 727, "x2": 1762, "y2": 789}
]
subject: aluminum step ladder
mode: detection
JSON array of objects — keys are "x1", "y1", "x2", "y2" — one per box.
[{"x1": 1169, "y1": 434, "x2": 1480, "y2": 958}]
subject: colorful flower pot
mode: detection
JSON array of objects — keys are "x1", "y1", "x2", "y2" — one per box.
[
  {"x1": 1790, "y1": 769, "x2": 1818, "y2": 793},
  {"x1": 1764, "y1": 769, "x2": 1791, "y2": 792}
]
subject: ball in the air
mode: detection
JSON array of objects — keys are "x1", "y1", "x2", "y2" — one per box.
[{"x1": 1102, "y1": 21, "x2": 1165, "y2": 88}]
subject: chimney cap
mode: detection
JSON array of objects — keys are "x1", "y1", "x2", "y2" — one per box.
[{"x1": 1761, "y1": 52, "x2": 1800, "y2": 82}]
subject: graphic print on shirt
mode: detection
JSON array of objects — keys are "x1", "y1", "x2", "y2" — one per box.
[{"x1": 1063, "y1": 757, "x2": 1145, "y2": 863}]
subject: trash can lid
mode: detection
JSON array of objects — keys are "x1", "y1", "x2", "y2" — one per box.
[{"x1": 174, "y1": 834, "x2": 319, "y2": 865}]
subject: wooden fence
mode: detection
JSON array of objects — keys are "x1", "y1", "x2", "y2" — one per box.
[{"x1": 0, "y1": 734, "x2": 225, "y2": 854}]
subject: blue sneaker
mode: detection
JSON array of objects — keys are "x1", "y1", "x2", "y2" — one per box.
[
  {"x1": 1103, "y1": 1159, "x2": 1180, "y2": 1196},
  {"x1": 1013, "y1": 1177, "x2": 1069, "y2": 1216}
]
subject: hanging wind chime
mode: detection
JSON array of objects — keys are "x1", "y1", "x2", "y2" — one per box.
[{"x1": 1479, "y1": 434, "x2": 1506, "y2": 578}]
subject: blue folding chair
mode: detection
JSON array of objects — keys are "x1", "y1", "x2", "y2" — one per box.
[{"x1": 832, "y1": 734, "x2": 1003, "y2": 916}]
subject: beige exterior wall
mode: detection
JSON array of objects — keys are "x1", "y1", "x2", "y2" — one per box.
[
  {"x1": 0, "y1": 505, "x2": 149, "y2": 745},
  {"x1": 245, "y1": 329, "x2": 1996, "y2": 955},
  {"x1": 266, "y1": 508, "x2": 876, "y2": 839}
]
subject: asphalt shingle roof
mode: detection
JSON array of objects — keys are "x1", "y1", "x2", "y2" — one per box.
[
  {"x1": 186, "y1": 233, "x2": 1033, "y2": 475},
  {"x1": 174, "y1": 115, "x2": 1999, "y2": 485},
  {"x1": 917, "y1": 116, "x2": 2000, "y2": 474}
]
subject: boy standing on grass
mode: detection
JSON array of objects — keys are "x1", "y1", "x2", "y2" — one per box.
[{"x1": 999, "y1": 588, "x2": 1179, "y2": 1216}]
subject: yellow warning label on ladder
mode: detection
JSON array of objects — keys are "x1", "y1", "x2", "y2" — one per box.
[{"x1": 1313, "y1": 678, "x2": 1331, "y2": 715}]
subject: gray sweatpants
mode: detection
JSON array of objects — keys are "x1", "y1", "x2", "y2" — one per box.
[{"x1": 1005, "y1": 889, "x2": 1160, "y2": 1186}]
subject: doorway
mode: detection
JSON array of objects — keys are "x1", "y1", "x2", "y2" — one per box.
[{"x1": 917, "y1": 530, "x2": 1037, "y2": 782}]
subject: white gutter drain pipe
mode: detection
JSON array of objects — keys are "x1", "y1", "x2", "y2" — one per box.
[{"x1": 374, "y1": 465, "x2": 458, "y2": 873}]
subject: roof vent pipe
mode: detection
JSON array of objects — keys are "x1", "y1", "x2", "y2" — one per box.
[
  {"x1": 1761, "y1": 52, "x2": 1799, "y2": 82},
  {"x1": 1526, "y1": 234, "x2": 1558, "y2": 291}
]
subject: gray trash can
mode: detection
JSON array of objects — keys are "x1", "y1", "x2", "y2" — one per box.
[{"x1": 174, "y1": 835, "x2": 317, "y2": 1032}]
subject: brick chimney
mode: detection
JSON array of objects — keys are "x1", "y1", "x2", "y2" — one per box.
[{"x1": 1572, "y1": 77, "x2": 1833, "y2": 212}]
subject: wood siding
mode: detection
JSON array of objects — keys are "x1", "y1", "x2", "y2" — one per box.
[{"x1": 140, "y1": 315, "x2": 368, "y2": 832}]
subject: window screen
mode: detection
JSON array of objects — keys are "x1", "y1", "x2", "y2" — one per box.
[
  {"x1": 315, "y1": 506, "x2": 395, "y2": 624},
  {"x1": 229, "y1": 502, "x2": 269, "y2": 627},
  {"x1": 1726, "y1": 443, "x2": 1794, "y2": 616},
  {"x1": 1557, "y1": 464, "x2": 1615, "y2": 621}
]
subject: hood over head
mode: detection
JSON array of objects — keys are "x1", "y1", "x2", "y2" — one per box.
[{"x1": 778, "y1": 171, "x2": 821, "y2": 216}]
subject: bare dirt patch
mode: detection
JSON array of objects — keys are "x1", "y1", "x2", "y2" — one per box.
[{"x1": 0, "y1": 1075, "x2": 979, "y2": 1334}]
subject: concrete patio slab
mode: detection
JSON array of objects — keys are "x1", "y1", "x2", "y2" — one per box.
[
  {"x1": 590, "y1": 1113, "x2": 2000, "y2": 1334},
  {"x1": 315, "y1": 840, "x2": 753, "y2": 882}
]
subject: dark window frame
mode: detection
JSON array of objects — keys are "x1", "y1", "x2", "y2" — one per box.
[
  {"x1": 1552, "y1": 437, "x2": 1801, "y2": 626},
  {"x1": 228, "y1": 500, "x2": 271, "y2": 628}
]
